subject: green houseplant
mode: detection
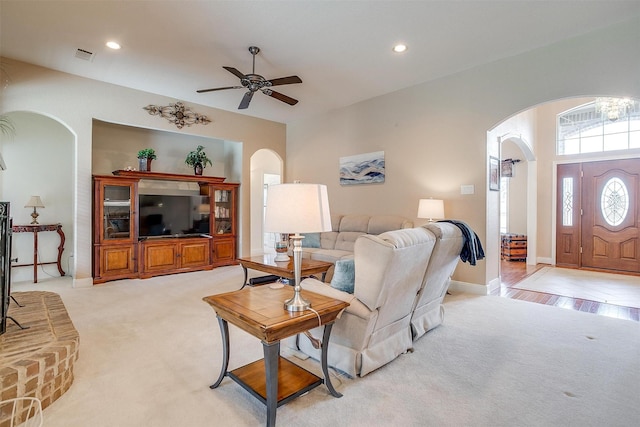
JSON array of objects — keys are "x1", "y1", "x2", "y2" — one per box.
[
  {"x1": 137, "y1": 148, "x2": 156, "y2": 172},
  {"x1": 185, "y1": 145, "x2": 212, "y2": 175}
]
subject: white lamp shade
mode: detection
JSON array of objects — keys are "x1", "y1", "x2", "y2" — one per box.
[
  {"x1": 24, "y1": 196, "x2": 45, "y2": 208},
  {"x1": 417, "y1": 198, "x2": 444, "y2": 220},
  {"x1": 264, "y1": 183, "x2": 332, "y2": 233}
]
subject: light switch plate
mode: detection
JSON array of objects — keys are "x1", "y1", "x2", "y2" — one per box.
[{"x1": 461, "y1": 185, "x2": 475, "y2": 195}]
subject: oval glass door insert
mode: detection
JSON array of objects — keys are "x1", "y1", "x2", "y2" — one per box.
[{"x1": 600, "y1": 177, "x2": 629, "y2": 226}]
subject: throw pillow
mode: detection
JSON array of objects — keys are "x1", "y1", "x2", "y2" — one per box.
[
  {"x1": 302, "y1": 232, "x2": 321, "y2": 248},
  {"x1": 330, "y1": 258, "x2": 355, "y2": 294}
]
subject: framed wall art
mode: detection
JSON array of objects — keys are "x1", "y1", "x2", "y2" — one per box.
[
  {"x1": 489, "y1": 156, "x2": 500, "y2": 191},
  {"x1": 339, "y1": 151, "x2": 385, "y2": 185}
]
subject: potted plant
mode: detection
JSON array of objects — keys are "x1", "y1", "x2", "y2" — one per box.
[
  {"x1": 137, "y1": 148, "x2": 156, "y2": 172},
  {"x1": 185, "y1": 145, "x2": 212, "y2": 175}
]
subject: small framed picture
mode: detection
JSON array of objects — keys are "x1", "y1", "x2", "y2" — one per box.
[
  {"x1": 501, "y1": 160, "x2": 513, "y2": 178},
  {"x1": 489, "y1": 156, "x2": 500, "y2": 191}
]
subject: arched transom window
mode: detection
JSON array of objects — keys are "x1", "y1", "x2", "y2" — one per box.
[{"x1": 557, "y1": 98, "x2": 640, "y2": 155}]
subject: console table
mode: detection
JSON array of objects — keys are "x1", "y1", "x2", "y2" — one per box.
[
  {"x1": 11, "y1": 223, "x2": 65, "y2": 283},
  {"x1": 203, "y1": 285, "x2": 349, "y2": 427}
]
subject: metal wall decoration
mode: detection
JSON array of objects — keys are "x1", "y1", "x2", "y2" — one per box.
[{"x1": 143, "y1": 102, "x2": 211, "y2": 129}]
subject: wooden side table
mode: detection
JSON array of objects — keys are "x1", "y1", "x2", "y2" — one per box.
[
  {"x1": 11, "y1": 223, "x2": 65, "y2": 283},
  {"x1": 203, "y1": 285, "x2": 349, "y2": 427},
  {"x1": 238, "y1": 254, "x2": 333, "y2": 289}
]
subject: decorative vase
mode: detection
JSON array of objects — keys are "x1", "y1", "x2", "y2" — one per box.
[
  {"x1": 194, "y1": 163, "x2": 203, "y2": 176},
  {"x1": 139, "y1": 158, "x2": 152, "y2": 172}
]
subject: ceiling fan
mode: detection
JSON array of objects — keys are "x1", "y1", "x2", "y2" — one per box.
[{"x1": 197, "y1": 46, "x2": 302, "y2": 110}]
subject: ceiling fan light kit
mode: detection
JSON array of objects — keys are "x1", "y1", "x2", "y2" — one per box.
[{"x1": 197, "y1": 46, "x2": 302, "y2": 110}]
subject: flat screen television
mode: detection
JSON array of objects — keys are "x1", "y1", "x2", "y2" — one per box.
[{"x1": 138, "y1": 194, "x2": 210, "y2": 239}]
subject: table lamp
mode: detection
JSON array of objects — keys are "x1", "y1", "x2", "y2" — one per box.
[
  {"x1": 25, "y1": 196, "x2": 45, "y2": 224},
  {"x1": 264, "y1": 183, "x2": 332, "y2": 312},
  {"x1": 417, "y1": 198, "x2": 444, "y2": 222}
]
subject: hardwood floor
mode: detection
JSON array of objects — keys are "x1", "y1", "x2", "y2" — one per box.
[{"x1": 493, "y1": 260, "x2": 640, "y2": 322}]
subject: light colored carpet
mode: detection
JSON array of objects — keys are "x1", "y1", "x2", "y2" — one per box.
[
  {"x1": 513, "y1": 266, "x2": 640, "y2": 308},
  {"x1": 10, "y1": 267, "x2": 640, "y2": 427}
]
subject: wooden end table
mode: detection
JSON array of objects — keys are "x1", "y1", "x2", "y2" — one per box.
[
  {"x1": 203, "y1": 285, "x2": 349, "y2": 427},
  {"x1": 11, "y1": 223, "x2": 66, "y2": 283},
  {"x1": 238, "y1": 254, "x2": 333, "y2": 289}
]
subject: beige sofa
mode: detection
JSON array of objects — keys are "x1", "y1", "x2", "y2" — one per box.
[
  {"x1": 300, "y1": 214, "x2": 413, "y2": 280},
  {"x1": 297, "y1": 222, "x2": 464, "y2": 377}
]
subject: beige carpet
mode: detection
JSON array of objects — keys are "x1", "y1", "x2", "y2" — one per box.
[
  {"x1": 513, "y1": 266, "x2": 640, "y2": 308},
  {"x1": 9, "y1": 267, "x2": 640, "y2": 426}
]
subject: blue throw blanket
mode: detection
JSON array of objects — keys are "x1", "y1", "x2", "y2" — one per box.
[{"x1": 438, "y1": 220, "x2": 485, "y2": 266}]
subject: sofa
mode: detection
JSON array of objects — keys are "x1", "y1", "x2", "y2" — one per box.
[
  {"x1": 300, "y1": 214, "x2": 413, "y2": 280},
  {"x1": 296, "y1": 222, "x2": 464, "y2": 377}
]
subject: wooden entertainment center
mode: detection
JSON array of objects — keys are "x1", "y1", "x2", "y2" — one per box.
[{"x1": 92, "y1": 170, "x2": 239, "y2": 284}]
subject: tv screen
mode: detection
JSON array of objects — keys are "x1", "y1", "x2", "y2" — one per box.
[{"x1": 139, "y1": 194, "x2": 210, "y2": 238}]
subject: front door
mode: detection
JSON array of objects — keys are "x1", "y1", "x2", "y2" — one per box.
[{"x1": 556, "y1": 159, "x2": 640, "y2": 273}]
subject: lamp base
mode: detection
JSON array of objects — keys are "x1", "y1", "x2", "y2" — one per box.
[
  {"x1": 30, "y1": 211, "x2": 40, "y2": 225},
  {"x1": 273, "y1": 252, "x2": 290, "y2": 262},
  {"x1": 284, "y1": 292, "x2": 311, "y2": 312}
]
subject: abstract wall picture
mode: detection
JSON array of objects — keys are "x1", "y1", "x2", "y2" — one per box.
[{"x1": 339, "y1": 151, "x2": 385, "y2": 185}]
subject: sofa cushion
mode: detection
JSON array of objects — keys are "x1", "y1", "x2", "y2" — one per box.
[
  {"x1": 302, "y1": 232, "x2": 321, "y2": 248},
  {"x1": 367, "y1": 215, "x2": 413, "y2": 234},
  {"x1": 338, "y1": 215, "x2": 370, "y2": 233},
  {"x1": 320, "y1": 231, "x2": 339, "y2": 250},
  {"x1": 330, "y1": 258, "x2": 355, "y2": 293},
  {"x1": 309, "y1": 249, "x2": 353, "y2": 264},
  {"x1": 335, "y1": 231, "x2": 366, "y2": 252}
]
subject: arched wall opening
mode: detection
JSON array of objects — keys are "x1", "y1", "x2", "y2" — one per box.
[
  {"x1": 487, "y1": 96, "x2": 640, "y2": 288},
  {"x1": 0, "y1": 111, "x2": 76, "y2": 282},
  {"x1": 249, "y1": 149, "x2": 283, "y2": 256}
]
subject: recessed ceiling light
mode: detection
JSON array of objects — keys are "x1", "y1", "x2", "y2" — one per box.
[
  {"x1": 106, "y1": 41, "x2": 121, "y2": 50},
  {"x1": 393, "y1": 44, "x2": 407, "y2": 53}
]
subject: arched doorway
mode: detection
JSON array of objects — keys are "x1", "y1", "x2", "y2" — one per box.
[
  {"x1": 0, "y1": 111, "x2": 75, "y2": 282},
  {"x1": 488, "y1": 96, "x2": 640, "y2": 299},
  {"x1": 249, "y1": 149, "x2": 283, "y2": 256}
]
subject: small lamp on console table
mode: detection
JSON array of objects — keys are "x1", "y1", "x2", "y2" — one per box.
[
  {"x1": 264, "y1": 183, "x2": 332, "y2": 312},
  {"x1": 24, "y1": 196, "x2": 45, "y2": 225},
  {"x1": 417, "y1": 198, "x2": 444, "y2": 223}
]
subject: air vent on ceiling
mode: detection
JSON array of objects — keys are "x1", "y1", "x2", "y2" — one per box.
[{"x1": 75, "y1": 48, "x2": 95, "y2": 62}]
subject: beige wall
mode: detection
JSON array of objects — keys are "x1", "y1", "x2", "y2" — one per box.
[
  {"x1": 287, "y1": 17, "x2": 640, "y2": 290},
  {"x1": 1, "y1": 58, "x2": 287, "y2": 286}
]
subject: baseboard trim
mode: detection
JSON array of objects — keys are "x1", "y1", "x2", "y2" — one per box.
[
  {"x1": 537, "y1": 257, "x2": 553, "y2": 265},
  {"x1": 73, "y1": 277, "x2": 93, "y2": 288},
  {"x1": 449, "y1": 280, "x2": 489, "y2": 295}
]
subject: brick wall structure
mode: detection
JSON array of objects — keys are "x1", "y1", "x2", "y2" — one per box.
[{"x1": 0, "y1": 291, "x2": 79, "y2": 427}]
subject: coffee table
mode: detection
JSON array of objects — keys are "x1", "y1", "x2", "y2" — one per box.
[
  {"x1": 203, "y1": 285, "x2": 349, "y2": 427},
  {"x1": 238, "y1": 254, "x2": 333, "y2": 288}
]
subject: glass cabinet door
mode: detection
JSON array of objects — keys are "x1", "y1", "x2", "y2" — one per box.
[
  {"x1": 213, "y1": 189, "x2": 234, "y2": 236},
  {"x1": 103, "y1": 184, "x2": 132, "y2": 241}
]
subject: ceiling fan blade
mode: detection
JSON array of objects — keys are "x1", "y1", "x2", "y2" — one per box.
[
  {"x1": 263, "y1": 89, "x2": 298, "y2": 106},
  {"x1": 223, "y1": 66, "x2": 246, "y2": 80},
  {"x1": 238, "y1": 91, "x2": 255, "y2": 109},
  {"x1": 196, "y1": 86, "x2": 243, "y2": 93},
  {"x1": 268, "y1": 76, "x2": 303, "y2": 86}
]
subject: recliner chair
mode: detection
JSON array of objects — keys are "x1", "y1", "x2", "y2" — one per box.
[{"x1": 298, "y1": 227, "x2": 437, "y2": 377}]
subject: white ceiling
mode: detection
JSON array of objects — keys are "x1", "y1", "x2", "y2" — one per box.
[{"x1": 2, "y1": 1, "x2": 639, "y2": 124}]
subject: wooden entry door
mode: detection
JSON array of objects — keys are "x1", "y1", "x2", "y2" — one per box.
[
  {"x1": 582, "y1": 159, "x2": 640, "y2": 272},
  {"x1": 556, "y1": 159, "x2": 640, "y2": 273}
]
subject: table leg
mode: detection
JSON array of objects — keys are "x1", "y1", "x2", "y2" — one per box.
[
  {"x1": 55, "y1": 225, "x2": 66, "y2": 276},
  {"x1": 33, "y1": 230, "x2": 38, "y2": 283},
  {"x1": 321, "y1": 323, "x2": 342, "y2": 397},
  {"x1": 240, "y1": 264, "x2": 248, "y2": 289},
  {"x1": 210, "y1": 317, "x2": 230, "y2": 389},
  {"x1": 263, "y1": 340, "x2": 280, "y2": 427}
]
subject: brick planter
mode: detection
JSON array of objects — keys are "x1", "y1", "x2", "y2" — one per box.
[{"x1": 0, "y1": 292, "x2": 79, "y2": 426}]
